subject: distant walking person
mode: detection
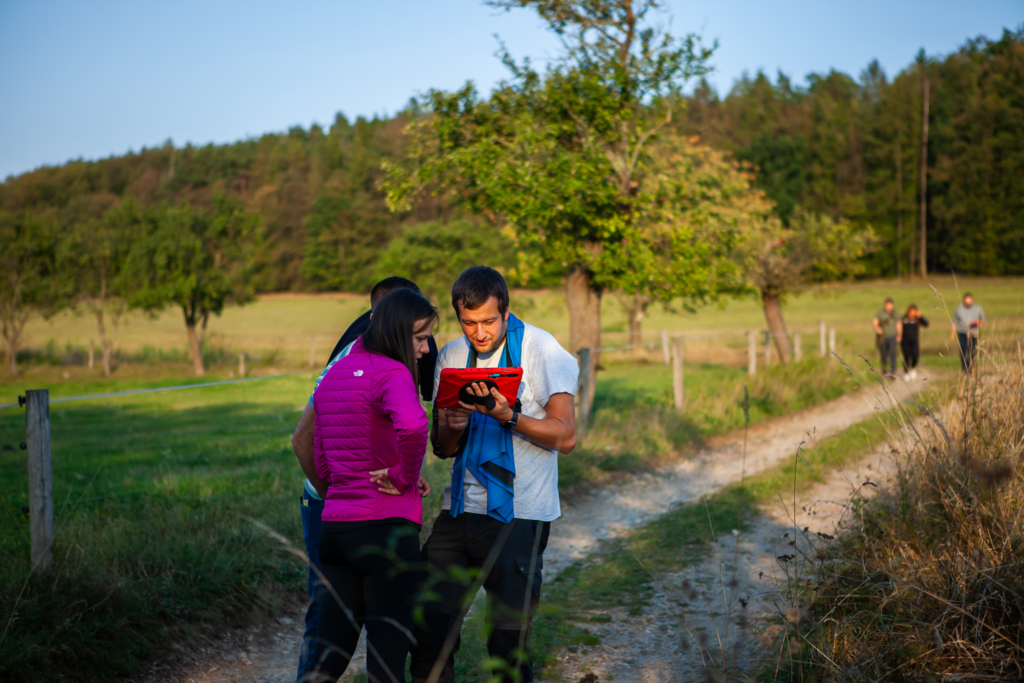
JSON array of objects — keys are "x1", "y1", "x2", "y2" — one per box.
[
  {"x1": 951, "y1": 292, "x2": 986, "y2": 374},
  {"x1": 872, "y1": 297, "x2": 902, "y2": 379},
  {"x1": 900, "y1": 304, "x2": 929, "y2": 381}
]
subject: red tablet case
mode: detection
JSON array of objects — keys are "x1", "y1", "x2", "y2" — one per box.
[{"x1": 435, "y1": 367, "x2": 523, "y2": 409}]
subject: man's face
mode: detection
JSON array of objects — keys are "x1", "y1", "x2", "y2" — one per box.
[
  {"x1": 964, "y1": 296, "x2": 974, "y2": 307},
  {"x1": 884, "y1": 301, "x2": 894, "y2": 313},
  {"x1": 456, "y1": 296, "x2": 509, "y2": 354}
]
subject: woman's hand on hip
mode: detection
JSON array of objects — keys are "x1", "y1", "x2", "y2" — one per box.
[
  {"x1": 417, "y1": 476, "x2": 431, "y2": 498},
  {"x1": 369, "y1": 468, "x2": 400, "y2": 495}
]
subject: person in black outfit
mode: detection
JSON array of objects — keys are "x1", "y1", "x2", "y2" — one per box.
[{"x1": 900, "y1": 303, "x2": 928, "y2": 381}]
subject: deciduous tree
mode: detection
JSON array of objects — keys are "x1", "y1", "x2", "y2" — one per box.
[
  {"x1": 0, "y1": 212, "x2": 67, "y2": 375},
  {"x1": 386, "y1": 0, "x2": 717, "y2": 416},
  {"x1": 123, "y1": 193, "x2": 261, "y2": 376},
  {"x1": 739, "y1": 211, "x2": 876, "y2": 362},
  {"x1": 60, "y1": 197, "x2": 140, "y2": 376}
]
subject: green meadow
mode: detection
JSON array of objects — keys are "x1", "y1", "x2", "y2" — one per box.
[{"x1": 1, "y1": 276, "x2": 1020, "y2": 681}]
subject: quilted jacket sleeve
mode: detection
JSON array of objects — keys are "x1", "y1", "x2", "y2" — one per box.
[
  {"x1": 375, "y1": 363, "x2": 428, "y2": 494},
  {"x1": 313, "y1": 400, "x2": 331, "y2": 484}
]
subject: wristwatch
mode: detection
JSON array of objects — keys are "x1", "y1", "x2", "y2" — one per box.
[{"x1": 501, "y1": 409, "x2": 519, "y2": 431}]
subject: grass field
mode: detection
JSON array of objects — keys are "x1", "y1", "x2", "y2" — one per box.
[
  {"x1": 0, "y1": 350, "x2": 865, "y2": 681},
  {"x1": 9, "y1": 276, "x2": 1023, "y2": 381},
  {"x1": 1, "y1": 276, "x2": 1019, "y2": 681}
]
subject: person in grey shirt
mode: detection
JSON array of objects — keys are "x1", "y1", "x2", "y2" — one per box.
[
  {"x1": 872, "y1": 297, "x2": 903, "y2": 378},
  {"x1": 951, "y1": 292, "x2": 986, "y2": 373}
]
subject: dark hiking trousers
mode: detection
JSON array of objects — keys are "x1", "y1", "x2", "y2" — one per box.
[
  {"x1": 306, "y1": 523, "x2": 421, "y2": 683},
  {"x1": 880, "y1": 336, "x2": 898, "y2": 374},
  {"x1": 958, "y1": 332, "x2": 977, "y2": 373},
  {"x1": 410, "y1": 512, "x2": 550, "y2": 683},
  {"x1": 901, "y1": 339, "x2": 920, "y2": 372}
]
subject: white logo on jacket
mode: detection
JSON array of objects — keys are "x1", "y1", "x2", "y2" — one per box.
[{"x1": 353, "y1": 370, "x2": 364, "y2": 376}]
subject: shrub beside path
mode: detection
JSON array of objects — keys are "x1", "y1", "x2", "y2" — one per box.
[{"x1": 134, "y1": 372, "x2": 932, "y2": 683}]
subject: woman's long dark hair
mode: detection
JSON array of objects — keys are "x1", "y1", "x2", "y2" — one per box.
[{"x1": 362, "y1": 288, "x2": 438, "y2": 380}]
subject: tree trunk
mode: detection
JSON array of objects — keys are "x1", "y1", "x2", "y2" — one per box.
[
  {"x1": 566, "y1": 265, "x2": 601, "y2": 428},
  {"x1": 618, "y1": 292, "x2": 650, "y2": 358},
  {"x1": 5, "y1": 340, "x2": 16, "y2": 376},
  {"x1": 895, "y1": 138, "x2": 903, "y2": 278},
  {"x1": 627, "y1": 300, "x2": 642, "y2": 350},
  {"x1": 185, "y1": 312, "x2": 205, "y2": 376},
  {"x1": 3, "y1": 316, "x2": 26, "y2": 376},
  {"x1": 762, "y1": 292, "x2": 793, "y2": 363},
  {"x1": 95, "y1": 308, "x2": 112, "y2": 377},
  {"x1": 101, "y1": 340, "x2": 113, "y2": 377}
]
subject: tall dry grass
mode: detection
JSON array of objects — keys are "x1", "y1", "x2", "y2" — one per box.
[{"x1": 782, "y1": 334, "x2": 1024, "y2": 680}]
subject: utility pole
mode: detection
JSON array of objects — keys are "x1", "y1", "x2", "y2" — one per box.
[
  {"x1": 919, "y1": 53, "x2": 929, "y2": 279},
  {"x1": 895, "y1": 137, "x2": 903, "y2": 278}
]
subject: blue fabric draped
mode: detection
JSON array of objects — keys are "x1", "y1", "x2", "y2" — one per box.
[{"x1": 449, "y1": 314, "x2": 524, "y2": 523}]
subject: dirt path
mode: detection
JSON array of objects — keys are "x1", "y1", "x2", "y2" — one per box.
[
  {"x1": 135, "y1": 372, "x2": 930, "y2": 683},
  {"x1": 544, "y1": 371, "x2": 925, "y2": 576}
]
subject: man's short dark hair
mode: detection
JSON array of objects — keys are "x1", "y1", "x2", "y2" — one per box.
[
  {"x1": 370, "y1": 277, "x2": 420, "y2": 308},
  {"x1": 964, "y1": 292, "x2": 974, "y2": 300},
  {"x1": 451, "y1": 266, "x2": 509, "y2": 316},
  {"x1": 884, "y1": 297, "x2": 894, "y2": 304}
]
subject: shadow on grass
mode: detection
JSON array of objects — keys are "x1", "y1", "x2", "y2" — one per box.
[{"x1": 0, "y1": 398, "x2": 308, "y2": 683}]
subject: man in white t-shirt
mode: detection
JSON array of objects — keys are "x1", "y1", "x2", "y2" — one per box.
[{"x1": 410, "y1": 266, "x2": 579, "y2": 683}]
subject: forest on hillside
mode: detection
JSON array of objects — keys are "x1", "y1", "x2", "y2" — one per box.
[{"x1": 2, "y1": 28, "x2": 1021, "y2": 293}]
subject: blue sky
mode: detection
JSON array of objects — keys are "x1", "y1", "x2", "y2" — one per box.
[{"x1": 1, "y1": 0, "x2": 1020, "y2": 179}]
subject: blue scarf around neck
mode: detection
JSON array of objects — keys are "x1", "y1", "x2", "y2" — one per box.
[{"x1": 449, "y1": 314, "x2": 524, "y2": 523}]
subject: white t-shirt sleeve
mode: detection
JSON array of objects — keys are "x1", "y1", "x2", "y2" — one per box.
[{"x1": 525, "y1": 327, "x2": 579, "y2": 408}]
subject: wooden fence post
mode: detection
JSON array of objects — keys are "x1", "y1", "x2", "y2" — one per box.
[
  {"x1": 88, "y1": 340, "x2": 95, "y2": 369},
  {"x1": 829, "y1": 327, "x2": 836, "y2": 358},
  {"x1": 764, "y1": 331, "x2": 771, "y2": 366},
  {"x1": 576, "y1": 348, "x2": 591, "y2": 442},
  {"x1": 239, "y1": 353, "x2": 246, "y2": 378},
  {"x1": 25, "y1": 390, "x2": 54, "y2": 572},
  {"x1": 309, "y1": 338, "x2": 317, "y2": 369},
  {"x1": 748, "y1": 330, "x2": 757, "y2": 377},
  {"x1": 819, "y1": 320, "x2": 827, "y2": 357},
  {"x1": 794, "y1": 331, "x2": 802, "y2": 362},
  {"x1": 661, "y1": 329, "x2": 670, "y2": 365},
  {"x1": 672, "y1": 336, "x2": 685, "y2": 411}
]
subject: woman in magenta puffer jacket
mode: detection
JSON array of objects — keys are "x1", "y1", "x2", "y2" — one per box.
[{"x1": 308, "y1": 288, "x2": 437, "y2": 683}]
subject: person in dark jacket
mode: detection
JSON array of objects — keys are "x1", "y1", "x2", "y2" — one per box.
[
  {"x1": 900, "y1": 303, "x2": 929, "y2": 381},
  {"x1": 290, "y1": 277, "x2": 438, "y2": 683}
]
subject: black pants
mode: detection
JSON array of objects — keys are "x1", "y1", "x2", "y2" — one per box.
[
  {"x1": 880, "y1": 336, "x2": 898, "y2": 374},
  {"x1": 410, "y1": 512, "x2": 549, "y2": 683},
  {"x1": 901, "y1": 339, "x2": 920, "y2": 371},
  {"x1": 958, "y1": 332, "x2": 977, "y2": 373},
  {"x1": 307, "y1": 523, "x2": 422, "y2": 683}
]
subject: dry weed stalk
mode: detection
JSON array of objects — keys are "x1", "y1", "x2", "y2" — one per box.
[{"x1": 784, "y1": 329, "x2": 1024, "y2": 681}]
